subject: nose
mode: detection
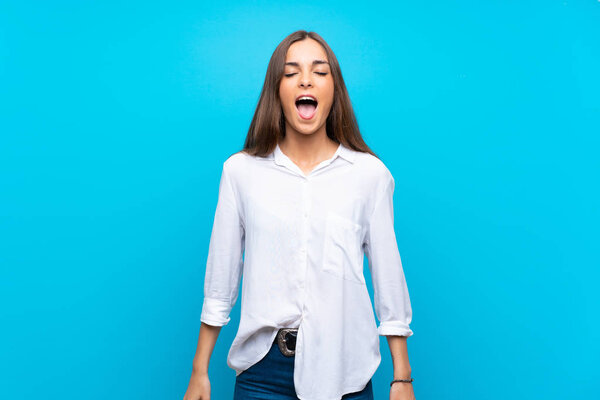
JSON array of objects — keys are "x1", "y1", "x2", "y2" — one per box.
[{"x1": 299, "y1": 74, "x2": 312, "y2": 88}]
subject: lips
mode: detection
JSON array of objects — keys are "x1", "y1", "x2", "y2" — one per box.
[{"x1": 295, "y1": 94, "x2": 318, "y2": 120}]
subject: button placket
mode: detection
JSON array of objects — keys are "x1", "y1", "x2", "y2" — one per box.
[
  {"x1": 295, "y1": 178, "x2": 309, "y2": 294},
  {"x1": 301, "y1": 179, "x2": 310, "y2": 259},
  {"x1": 298, "y1": 177, "x2": 310, "y2": 328}
]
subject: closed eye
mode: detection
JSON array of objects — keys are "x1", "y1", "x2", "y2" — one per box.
[{"x1": 284, "y1": 72, "x2": 328, "y2": 77}]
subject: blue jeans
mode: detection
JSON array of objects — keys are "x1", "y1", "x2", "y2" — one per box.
[{"x1": 233, "y1": 339, "x2": 374, "y2": 399}]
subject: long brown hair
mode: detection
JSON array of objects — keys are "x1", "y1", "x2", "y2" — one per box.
[{"x1": 239, "y1": 30, "x2": 377, "y2": 159}]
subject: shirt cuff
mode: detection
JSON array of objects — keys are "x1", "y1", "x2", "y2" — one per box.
[
  {"x1": 377, "y1": 321, "x2": 413, "y2": 337},
  {"x1": 200, "y1": 297, "x2": 232, "y2": 326}
]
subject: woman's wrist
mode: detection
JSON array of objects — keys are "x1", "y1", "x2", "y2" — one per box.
[
  {"x1": 192, "y1": 362, "x2": 209, "y2": 375},
  {"x1": 393, "y1": 367, "x2": 412, "y2": 380},
  {"x1": 390, "y1": 377, "x2": 414, "y2": 387}
]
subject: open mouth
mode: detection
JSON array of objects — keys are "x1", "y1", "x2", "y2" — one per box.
[{"x1": 295, "y1": 97, "x2": 318, "y2": 120}]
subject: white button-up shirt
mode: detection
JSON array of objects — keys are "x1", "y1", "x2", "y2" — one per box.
[{"x1": 200, "y1": 142, "x2": 413, "y2": 400}]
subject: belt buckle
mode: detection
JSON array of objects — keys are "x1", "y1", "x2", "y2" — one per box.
[{"x1": 276, "y1": 328, "x2": 298, "y2": 357}]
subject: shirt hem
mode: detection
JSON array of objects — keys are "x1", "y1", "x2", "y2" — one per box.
[
  {"x1": 232, "y1": 328, "x2": 280, "y2": 376},
  {"x1": 295, "y1": 356, "x2": 380, "y2": 400}
]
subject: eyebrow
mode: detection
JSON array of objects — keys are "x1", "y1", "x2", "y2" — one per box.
[{"x1": 284, "y1": 60, "x2": 330, "y2": 67}]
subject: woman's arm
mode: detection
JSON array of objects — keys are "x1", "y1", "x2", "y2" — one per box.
[
  {"x1": 363, "y1": 172, "x2": 416, "y2": 399},
  {"x1": 185, "y1": 160, "x2": 244, "y2": 399},
  {"x1": 183, "y1": 323, "x2": 222, "y2": 400},
  {"x1": 387, "y1": 335, "x2": 415, "y2": 400},
  {"x1": 192, "y1": 322, "x2": 222, "y2": 374},
  {"x1": 386, "y1": 335, "x2": 411, "y2": 379},
  {"x1": 364, "y1": 174, "x2": 414, "y2": 337}
]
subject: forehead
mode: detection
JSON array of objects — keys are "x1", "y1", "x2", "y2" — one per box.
[{"x1": 285, "y1": 38, "x2": 328, "y2": 63}]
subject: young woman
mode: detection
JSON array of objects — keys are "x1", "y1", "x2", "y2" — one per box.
[{"x1": 184, "y1": 30, "x2": 415, "y2": 400}]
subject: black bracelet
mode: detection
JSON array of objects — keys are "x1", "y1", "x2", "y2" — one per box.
[{"x1": 390, "y1": 378, "x2": 414, "y2": 386}]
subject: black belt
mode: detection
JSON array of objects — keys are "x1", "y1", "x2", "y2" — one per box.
[{"x1": 274, "y1": 328, "x2": 298, "y2": 357}]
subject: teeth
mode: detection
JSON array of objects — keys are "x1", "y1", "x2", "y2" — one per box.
[{"x1": 297, "y1": 96, "x2": 316, "y2": 102}]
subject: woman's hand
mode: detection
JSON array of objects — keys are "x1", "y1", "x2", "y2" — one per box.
[
  {"x1": 390, "y1": 381, "x2": 415, "y2": 400},
  {"x1": 183, "y1": 371, "x2": 211, "y2": 400}
]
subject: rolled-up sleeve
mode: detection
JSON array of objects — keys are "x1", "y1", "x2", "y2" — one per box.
[
  {"x1": 364, "y1": 175, "x2": 413, "y2": 337},
  {"x1": 200, "y1": 161, "x2": 245, "y2": 327}
]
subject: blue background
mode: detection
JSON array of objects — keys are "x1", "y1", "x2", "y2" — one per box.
[{"x1": 1, "y1": 1, "x2": 599, "y2": 399}]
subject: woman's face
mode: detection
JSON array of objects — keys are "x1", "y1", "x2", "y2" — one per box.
[{"x1": 279, "y1": 38, "x2": 334, "y2": 137}]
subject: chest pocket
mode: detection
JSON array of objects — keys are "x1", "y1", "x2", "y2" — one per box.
[{"x1": 322, "y1": 212, "x2": 365, "y2": 285}]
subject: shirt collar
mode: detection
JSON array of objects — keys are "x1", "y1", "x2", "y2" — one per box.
[{"x1": 271, "y1": 142, "x2": 356, "y2": 167}]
